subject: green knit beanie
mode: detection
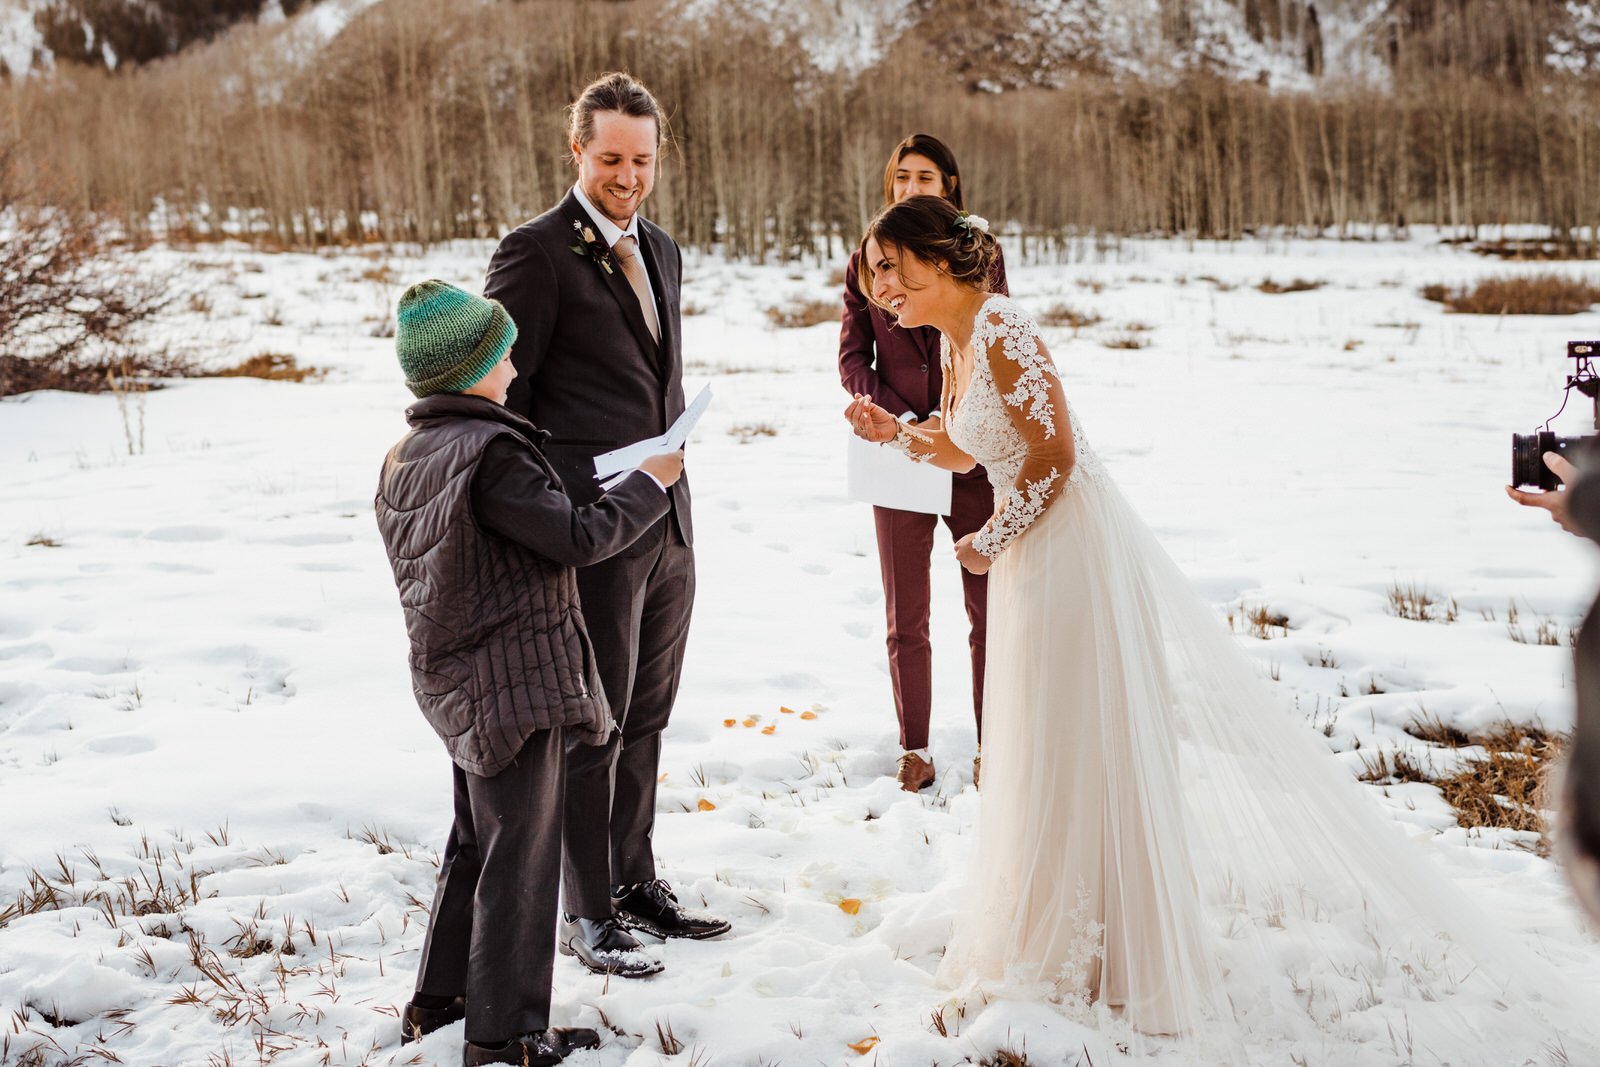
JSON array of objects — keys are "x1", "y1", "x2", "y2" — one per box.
[{"x1": 395, "y1": 280, "x2": 517, "y2": 398}]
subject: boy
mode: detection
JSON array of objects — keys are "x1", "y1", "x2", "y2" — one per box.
[{"x1": 374, "y1": 280, "x2": 683, "y2": 1066}]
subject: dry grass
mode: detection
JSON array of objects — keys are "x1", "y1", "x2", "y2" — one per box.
[
  {"x1": 203, "y1": 353, "x2": 325, "y2": 383},
  {"x1": 1230, "y1": 602, "x2": 1290, "y2": 639},
  {"x1": 1257, "y1": 277, "x2": 1324, "y2": 294},
  {"x1": 1386, "y1": 581, "x2": 1448, "y2": 622},
  {"x1": 765, "y1": 299, "x2": 837, "y2": 329},
  {"x1": 729, "y1": 423, "x2": 778, "y2": 443},
  {"x1": 1383, "y1": 718, "x2": 1569, "y2": 853},
  {"x1": 1038, "y1": 302, "x2": 1104, "y2": 329},
  {"x1": 1422, "y1": 273, "x2": 1600, "y2": 315}
]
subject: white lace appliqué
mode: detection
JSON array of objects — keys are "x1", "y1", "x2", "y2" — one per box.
[
  {"x1": 973, "y1": 466, "x2": 1059, "y2": 560},
  {"x1": 946, "y1": 295, "x2": 1103, "y2": 560},
  {"x1": 886, "y1": 419, "x2": 936, "y2": 463}
]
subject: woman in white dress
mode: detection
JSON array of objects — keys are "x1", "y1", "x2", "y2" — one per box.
[{"x1": 844, "y1": 195, "x2": 1595, "y2": 1063}]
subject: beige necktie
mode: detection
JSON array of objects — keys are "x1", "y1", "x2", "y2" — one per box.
[{"x1": 612, "y1": 235, "x2": 660, "y2": 344}]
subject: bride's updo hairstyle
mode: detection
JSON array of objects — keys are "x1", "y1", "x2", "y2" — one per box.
[{"x1": 858, "y1": 194, "x2": 999, "y2": 311}]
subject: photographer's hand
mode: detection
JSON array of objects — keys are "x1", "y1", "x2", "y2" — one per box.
[{"x1": 1506, "y1": 452, "x2": 1583, "y2": 535}]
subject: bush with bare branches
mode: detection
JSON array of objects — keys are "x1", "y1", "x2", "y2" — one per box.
[{"x1": 0, "y1": 145, "x2": 187, "y2": 399}]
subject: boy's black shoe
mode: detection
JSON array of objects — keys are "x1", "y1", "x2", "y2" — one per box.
[
  {"x1": 611, "y1": 879, "x2": 731, "y2": 940},
  {"x1": 462, "y1": 1027, "x2": 601, "y2": 1066},
  {"x1": 557, "y1": 914, "x2": 664, "y2": 977},
  {"x1": 401, "y1": 995, "x2": 466, "y2": 1043}
]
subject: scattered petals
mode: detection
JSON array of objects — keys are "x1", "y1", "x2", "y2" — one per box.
[
  {"x1": 697, "y1": 798, "x2": 717, "y2": 812},
  {"x1": 742, "y1": 717, "x2": 758, "y2": 727},
  {"x1": 800, "y1": 711, "x2": 817, "y2": 720},
  {"x1": 838, "y1": 898, "x2": 862, "y2": 915},
  {"x1": 848, "y1": 1036, "x2": 879, "y2": 1055},
  {"x1": 761, "y1": 724, "x2": 776, "y2": 735}
]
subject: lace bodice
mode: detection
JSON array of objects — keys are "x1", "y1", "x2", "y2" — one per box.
[{"x1": 942, "y1": 295, "x2": 1103, "y2": 557}]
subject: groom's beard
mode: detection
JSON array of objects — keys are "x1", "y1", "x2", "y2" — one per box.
[{"x1": 590, "y1": 182, "x2": 648, "y2": 227}]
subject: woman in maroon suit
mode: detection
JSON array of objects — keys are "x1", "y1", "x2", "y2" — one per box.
[{"x1": 838, "y1": 134, "x2": 1007, "y2": 792}]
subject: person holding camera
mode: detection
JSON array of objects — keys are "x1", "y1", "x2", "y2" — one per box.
[{"x1": 1508, "y1": 449, "x2": 1600, "y2": 924}]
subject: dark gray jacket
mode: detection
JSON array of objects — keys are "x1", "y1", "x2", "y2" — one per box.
[{"x1": 374, "y1": 394, "x2": 668, "y2": 776}]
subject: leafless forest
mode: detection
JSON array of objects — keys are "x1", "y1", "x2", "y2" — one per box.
[{"x1": 4, "y1": 0, "x2": 1600, "y2": 259}]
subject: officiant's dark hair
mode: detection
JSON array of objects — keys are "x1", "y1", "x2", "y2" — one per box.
[
  {"x1": 858, "y1": 195, "x2": 998, "y2": 310},
  {"x1": 882, "y1": 134, "x2": 964, "y2": 209},
  {"x1": 568, "y1": 72, "x2": 668, "y2": 155}
]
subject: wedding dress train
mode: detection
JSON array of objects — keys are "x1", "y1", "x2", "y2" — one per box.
[{"x1": 895, "y1": 295, "x2": 1595, "y2": 1063}]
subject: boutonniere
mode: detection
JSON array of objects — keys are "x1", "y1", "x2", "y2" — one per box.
[{"x1": 570, "y1": 220, "x2": 614, "y2": 275}]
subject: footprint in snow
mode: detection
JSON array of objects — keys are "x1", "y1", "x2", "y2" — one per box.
[{"x1": 144, "y1": 525, "x2": 226, "y2": 542}]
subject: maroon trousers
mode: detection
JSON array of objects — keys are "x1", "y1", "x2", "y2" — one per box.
[{"x1": 872, "y1": 474, "x2": 992, "y2": 751}]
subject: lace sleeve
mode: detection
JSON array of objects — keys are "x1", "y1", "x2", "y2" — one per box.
[
  {"x1": 971, "y1": 311, "x2": 1075, "y2": 559},
  {"x1": 885, "y1": 418, "x2": 976, "y2": 472}
]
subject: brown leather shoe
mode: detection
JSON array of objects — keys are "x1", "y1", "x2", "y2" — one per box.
[
  {"x1": 973, "y1": 751, "x2": 982, "y2": 790},
  {"x1": 401, "y1": 995, "x2": 465, "y2": 1044},
  {"x1": 896, "y1": 751, "x2": 935, "y2": 792},
  {"x1": 462, "y1": 1027, "x2": 600, "y2": 1065}
]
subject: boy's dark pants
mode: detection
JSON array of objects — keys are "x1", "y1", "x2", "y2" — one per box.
[{"x1": 413, "y1": 727, "x2": 565, "y2": 1045}]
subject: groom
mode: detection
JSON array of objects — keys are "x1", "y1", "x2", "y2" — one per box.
[{"x1": 485, "y1": 71, "x2": 729, "y2": 978}]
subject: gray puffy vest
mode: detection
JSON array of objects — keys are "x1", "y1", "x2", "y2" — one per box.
[{"x1": 374, "y1": 395, "x2": 609, "y2": 776}]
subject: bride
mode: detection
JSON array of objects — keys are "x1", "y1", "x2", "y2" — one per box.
[{"x1": 844, "y1": 195, "x2": 1595, "y2": 1062}]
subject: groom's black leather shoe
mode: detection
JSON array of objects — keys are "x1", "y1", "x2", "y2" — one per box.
[
  {"x1": 558, "y1": 914, "x2": 664, "y2": 977},
  {"x1": 463, "y1": 1027, "x2": 601, "y2": 1065},
  {"x1": 400, "y1": 995, "x2": 465, "y2": 1044},
  {"x1": 612, "y1": 878, "x2": 732, "y2": 940}
]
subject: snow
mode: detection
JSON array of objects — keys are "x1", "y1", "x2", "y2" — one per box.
[{"x1": 2, "y1": 230, "x2": 1600, "y2": 1064}]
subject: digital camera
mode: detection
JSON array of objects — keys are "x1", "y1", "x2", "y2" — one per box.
[{"x1": 1511, "y1": 341, "x2": 1600, "y2": 490}]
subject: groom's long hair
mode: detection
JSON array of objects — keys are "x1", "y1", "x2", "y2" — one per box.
[{"x1": 566, "y1": 71, "x2": 670, "y2": 157}]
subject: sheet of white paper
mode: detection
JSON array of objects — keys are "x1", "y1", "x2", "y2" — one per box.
[
  {"x1": 593, "y1": 384, "x2": 713, "y2": 479},
  {"x1": 846, "y1": 431, "x2": 952, "y2": 515}
]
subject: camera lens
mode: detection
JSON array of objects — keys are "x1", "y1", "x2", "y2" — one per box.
[{"x1": 1512, "y1": 431, "x2": 1583, "y2": 490}]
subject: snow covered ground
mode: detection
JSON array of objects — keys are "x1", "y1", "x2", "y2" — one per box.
[{"x1": 3, "y1": 232, "x2": 1600, "y2": 1065}]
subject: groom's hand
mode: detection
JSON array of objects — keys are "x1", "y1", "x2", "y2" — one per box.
[{"x1": 954, "y1": 533, "x2": 991, "y2": 575}]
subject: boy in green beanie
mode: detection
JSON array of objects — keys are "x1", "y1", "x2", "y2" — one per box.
[{"x1": 374, "y1": 279, "x2": 683, "y2": 1066}]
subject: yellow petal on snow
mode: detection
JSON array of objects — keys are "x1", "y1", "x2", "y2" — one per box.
[
  {"x1": 848, "y1": 1036, "x2": 880, "y2": 1055},
  {"x1": 697, "y1": 798, "x2": 717, "y2": 812},
  {"x1": 780, "y1": 705, "x2": 797, "y2": 714},
  {"x1": 837, "y1": 898, "x2": 862, "y2": 915},
  {"x1": 799, "y1": 711, "x2": 817, "y2": 720},
  {"x1": 761, "y1": 724, "x2": 776, "y2": 735},
  {"x1": 723, "y1": 718, "x2": 737, "y2": 728},
  {"x1": 742, "y1": 717, "x2": 758, "y2": 728}
]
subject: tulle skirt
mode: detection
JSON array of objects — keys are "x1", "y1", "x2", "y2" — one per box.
[{"x1": 938, "y1": 460, "x2": 1598, "y2": 1063}]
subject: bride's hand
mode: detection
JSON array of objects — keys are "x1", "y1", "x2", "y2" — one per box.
[
  {"x1": 954, "y1": 533, "x2": 991, "y2": 575},
  {"x1": 845, "y1": 394, "x2": 899, "y2": 443}
]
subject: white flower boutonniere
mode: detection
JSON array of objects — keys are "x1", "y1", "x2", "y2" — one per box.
[{"x1": 570, "y1": 219, "x2": 614, "y2": 275}]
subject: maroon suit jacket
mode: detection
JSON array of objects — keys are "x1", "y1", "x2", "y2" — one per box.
[{"x1": 838, "y1": 243, "x2": 1008, "y2": 483}]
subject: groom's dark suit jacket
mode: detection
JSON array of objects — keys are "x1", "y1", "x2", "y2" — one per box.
[{"x1": 485, "y1": 188, "x2": 691, "y2": 552}]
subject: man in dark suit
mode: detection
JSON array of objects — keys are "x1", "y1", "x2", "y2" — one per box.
[{"x1": 485, "y1": 71, "x2": 729, "y2": 980}]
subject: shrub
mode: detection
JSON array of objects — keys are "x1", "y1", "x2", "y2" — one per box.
[
  {"x1": 204, "y1": 353, "x2": 325, "y2": 382},
  {"x1": 765, "y1": 298, "x2": 837, "y2": 329},
  {"x1": 1038, "y1": 302, "x2": 1103, "y2": 329},
  {"x1": 0, "y1": 143, "x2": 186, "y2": 398},
  {"x1": 1422, "y1": 273, "x2": 1600, "y2": 315},
  {"x1": 1257, "y1": 277, "x2": 1323, "y2": 294}
]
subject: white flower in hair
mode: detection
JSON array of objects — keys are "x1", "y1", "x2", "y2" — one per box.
[{"x1": 955, "y1": 211, "x2": 990, "y2": 235}]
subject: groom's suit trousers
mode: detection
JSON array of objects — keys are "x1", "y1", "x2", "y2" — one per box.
[
  {"x1": 413, "y1": 728, "x2": 565, "y2": 1044},
  {"x1": 564, "y1": 517, "x2": 695, "y2": 916}
]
